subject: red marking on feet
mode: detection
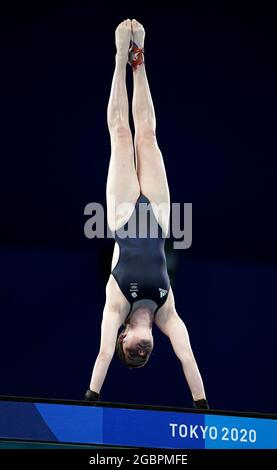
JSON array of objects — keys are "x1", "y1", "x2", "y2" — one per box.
[{"x1": 129, "y1": 42, "x2": 144, "y2": 71}]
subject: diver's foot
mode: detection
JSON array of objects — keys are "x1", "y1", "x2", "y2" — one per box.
[
  {"x1": 131, "y1": 19, "x2": 145, "y2": 49},
  {"x1": 115, "y1": 19, "x2": 132, "y2": 62},
  {"x1": 129, "y1": 19, "x2": 145, "y2": 71}
]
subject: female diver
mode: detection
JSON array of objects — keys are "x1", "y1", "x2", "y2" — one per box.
[{"x1": 85, "y1": 19, "x2": 209, "y2": 409}]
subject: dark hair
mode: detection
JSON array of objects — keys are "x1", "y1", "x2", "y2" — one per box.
[{"x1": 116, "y1": 332, "x2": 153, "y2": 369}]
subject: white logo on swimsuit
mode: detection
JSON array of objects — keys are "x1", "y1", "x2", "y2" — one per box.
[
  {"x1": 130, "y1": 282, "x2": 138, "y2": 298},
  {"x1": 159, "y1": 288, "x2": 168, "y2": 298}
]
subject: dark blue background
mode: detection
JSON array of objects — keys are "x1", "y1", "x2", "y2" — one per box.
[{"x1": 0, "y1": 2, "x2": 276, "y2": 413}]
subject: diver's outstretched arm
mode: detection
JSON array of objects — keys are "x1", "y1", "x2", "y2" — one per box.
[
  {"x1": 166, "y1": 314, "x2": 207, "y2": 402},
  {"x1": 88, "y1": 306, "x2": 122, "y2": 395},
  {"x1": 155, "y1": 290, "x2": 207, "y2": 404}
]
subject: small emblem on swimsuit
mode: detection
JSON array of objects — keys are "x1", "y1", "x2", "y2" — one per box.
[
  {"x1": 159, "y1": 288, "x2": 168, "y2": 298},
  {"x1": 130, "y1": 282, "x2": 138, "y2": 298}
]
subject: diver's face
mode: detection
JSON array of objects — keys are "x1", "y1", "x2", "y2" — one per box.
[{"x1": 122, "y1": 329, "x2": 153, "y2": 358}]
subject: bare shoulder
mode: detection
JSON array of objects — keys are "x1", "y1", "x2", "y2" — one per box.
[{"x1": 154, "y1": 288, "x2": 179, "y2": 333}]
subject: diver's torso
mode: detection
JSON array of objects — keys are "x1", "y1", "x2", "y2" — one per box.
[{"x1": 111, "y1": 194, "x2": 170, "y2": 313}]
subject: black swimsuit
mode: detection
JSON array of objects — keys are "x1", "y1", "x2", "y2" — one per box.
[{"x1": 111, "y1": 194, "x2": 170, "y2": 320}]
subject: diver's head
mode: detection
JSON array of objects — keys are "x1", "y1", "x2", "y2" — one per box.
[{"x1": 116, "y1": 306, "x2": 154, "y2": 368}]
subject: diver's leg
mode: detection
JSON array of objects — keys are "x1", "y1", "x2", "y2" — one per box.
[
  {"x1": 131, "y1": 19, "x2": 170, "y2": 233},
  {"x1": 107, "y1": 19, "x2": 140, "y2": 231}
]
